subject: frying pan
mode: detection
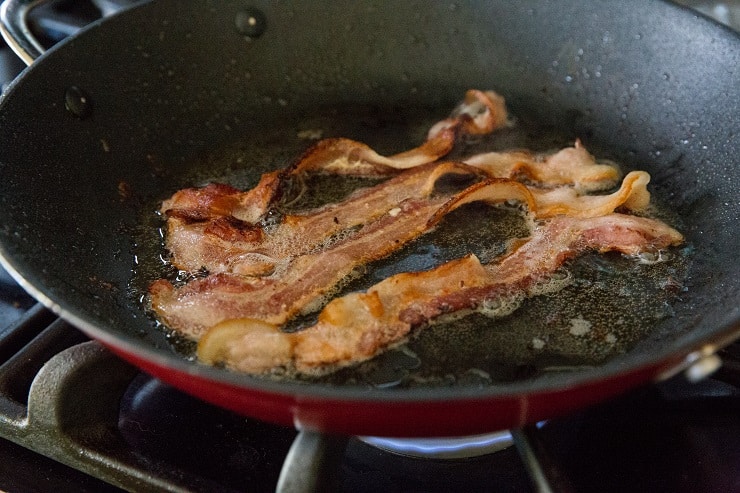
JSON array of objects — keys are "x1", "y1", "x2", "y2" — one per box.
[{"x1": 0, "y1": 0, "x2": 737, "y2": 438}]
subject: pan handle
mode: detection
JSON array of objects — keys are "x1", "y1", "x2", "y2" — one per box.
[
  {"x1": 0, "y1": 0, "x2": 45, "y2": 65},
  {"x1": 0, "y1": 0, "x2": 138, "y2": 66}
]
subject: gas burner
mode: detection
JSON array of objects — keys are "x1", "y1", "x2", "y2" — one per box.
[{"x1": 359, "y1": 431, "x2": 514, "y2": 459}]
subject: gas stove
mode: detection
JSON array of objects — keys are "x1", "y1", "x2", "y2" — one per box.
[{"x1": 0, "y1": 2, "x2": 737, "y2": 492}]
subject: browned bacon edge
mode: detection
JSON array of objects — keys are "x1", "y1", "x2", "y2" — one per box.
[{"x1": 196, "y1": 214, "x2": 684, "y2": 375}]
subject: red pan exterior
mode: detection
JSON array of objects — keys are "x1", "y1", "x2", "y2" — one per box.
[{"x1": 105, "y1": 342, "x2": 688, "y2": 437}]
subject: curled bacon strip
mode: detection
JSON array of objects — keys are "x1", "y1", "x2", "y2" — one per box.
[
  {"x1": 162, "y1": 171, "x2": 283, "y2": 225},
  {"x1": 162, "y1": 161, "x2": 481, "y2": 275},
  {"x1": 289, "y1": 90, "x2": 508, "y2": 176},
  {"x1": 425, "y1": 170, "x2": 649, "y2": 229},
  {"x1": 197, "y1": 213, "x2": 684, "y2": 374},
  {"x1": 529, "y1": 170, "x2": 650, "y2": 218}
]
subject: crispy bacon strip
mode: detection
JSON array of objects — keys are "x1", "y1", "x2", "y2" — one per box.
[
  {"x1": 197, "y1": 214, "x2": 684, "y2": 374},
  {"x1": 162, "y1": 161, "x2": 481, "y2": 275},
  {"x1": 288, "y1": 90, "x2": 508, "y2": 176}
]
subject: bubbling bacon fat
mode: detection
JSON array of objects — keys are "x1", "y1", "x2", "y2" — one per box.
[{"x1": 148, "y1": 89, "x2": 684, "y2": 376}]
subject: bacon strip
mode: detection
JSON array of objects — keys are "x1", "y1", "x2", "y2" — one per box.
[
  {"x1": 288, "y1": 90, "x2": 508, "y2": 176},
  {"x1": 425, "y1": 170, "x2": 649, "y2": 230},
  {"x1": 197, "y1": 214, "x2": 684, "y2": 374},
  {"x1": 162, "y1": 161, "x2": 481, "y2": 275}
]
